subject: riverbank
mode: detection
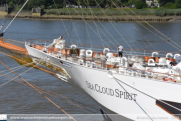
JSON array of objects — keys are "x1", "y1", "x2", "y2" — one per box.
[{"x1": 0, "y1": 10, "x2": 181, "y2": 22}]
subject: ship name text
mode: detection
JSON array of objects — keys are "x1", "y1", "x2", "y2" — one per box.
[{"x1": 86, "y1": 81, "x2": 137, "y2": 101}]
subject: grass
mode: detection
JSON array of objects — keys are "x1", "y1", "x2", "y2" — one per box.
[{"x1": 46, "y1": 8, "x2": 181, "y2": 16}]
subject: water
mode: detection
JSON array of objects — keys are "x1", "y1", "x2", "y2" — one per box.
[
  {"x1": 0, "y1": 53, "x2": 99, "y2": 114},
  {"x1": 0, "y1": 18, "x2": 181, "y2": 117},
  {"x1": 2, "y1": 19, "x2": 181, "y2": 52}
]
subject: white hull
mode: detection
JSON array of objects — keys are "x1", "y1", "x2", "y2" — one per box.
[{"x1": 26, "y1": 45, "x2": 181, "y2": 121}]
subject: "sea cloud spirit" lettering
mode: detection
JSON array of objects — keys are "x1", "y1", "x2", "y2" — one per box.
[{"x1": 86, "y1": 81, "x2": 137, "y2": 101}]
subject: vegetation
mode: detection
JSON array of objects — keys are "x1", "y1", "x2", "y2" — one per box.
[
  {"x1": 0, "y1": 0, "x2": 180, "y2": 17},
  {"x1": 9, "y1": 1, "x2": 14, "y2": 8},
  {"x1": 135, "y1": 1, "x2": 147, "y2": 9},
  {"x1": 0, "y1": 0, "x2": 179, "y2": 10},
  {"x1": 158, "y1": 0, "x2": 181, "y2": 8},
  {"x1": 46, "y1": 8, "x2": 181, "y2": 16}
]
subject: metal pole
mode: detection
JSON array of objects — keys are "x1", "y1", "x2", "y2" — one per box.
[
  {"x1": 144, "y1": 50, "x2": 145, "y2": 56},
  {"x1": 84, "y1": 16, "x2": 86, "y2": 61}
]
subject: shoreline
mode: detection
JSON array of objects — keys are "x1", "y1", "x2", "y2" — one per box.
[{"x1": 0, "y1": 13, "x2": 181, "y2": 22}]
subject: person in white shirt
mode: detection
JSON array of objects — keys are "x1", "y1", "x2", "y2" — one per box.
[{"x1": 118, "y1": 44, "x2": 123, "y2": 57}]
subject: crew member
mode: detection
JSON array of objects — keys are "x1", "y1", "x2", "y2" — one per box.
[{"x1": 118, "y1": 44, "x2": 123, "y2": 57}]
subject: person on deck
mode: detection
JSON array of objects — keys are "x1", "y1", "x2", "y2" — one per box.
[{"x1": 118, "y1": 44, "x2": 123, "y2": 57}]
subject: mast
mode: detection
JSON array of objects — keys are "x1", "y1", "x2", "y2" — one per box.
[
  {"x1": 84, "y1": 16, "x2": 86, "y2": 50},
  {"x1": 84, "y1": 15, "x2": 86, "y2": 60}
]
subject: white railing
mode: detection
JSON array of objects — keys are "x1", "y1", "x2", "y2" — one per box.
[{"x1": 25, "y1": 39, "x2": 180, "y2": 83}]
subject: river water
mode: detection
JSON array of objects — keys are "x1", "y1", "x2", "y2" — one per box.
[{"x1": 0, "y1": 18, "x2": 181, "y2": 118}]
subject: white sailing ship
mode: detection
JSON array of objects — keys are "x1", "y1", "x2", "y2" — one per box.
[
  {"x1": 1, "y1": 0, "x2": 180, "y2": 120},
  {"x1": 25, "y1": 34, "x2": 181, "y2": 121}
]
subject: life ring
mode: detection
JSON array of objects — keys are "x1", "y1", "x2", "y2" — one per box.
[
  {"x1": 55, "y1": 44, "x2": 64, "y2": 49},
  {"x1": 91, "y1": 62, "x2": 97, "y2": 68},
  {"x1": 163, "y1": 77, "x2": 168, "y2": 81},
  {"x1": 121, "y1": 57, "x2": 128, "y2": 67},
  {"x1": 86, "y1": 50, "x2": 93, "y2": 58},
  {"x1": 59, "y1": 45, "x2": 63, "y2": 49},
  {"x1": 78, "y1": 59, "x2": 84, "y2": 65},
  {"x1": 170, "y1": 78, "x2": 176, "y2": 83},
  {"x1": 166, "y1": 53, "x2": 173, "y2": 58},
  {"x1": 86, "y1": 61, "x2": 91, "y2": 67},
  {"x1": 174, "y1": 54, "x2": 180, "y2": 59},
  {"x1": 163, "y1": 77, "x2": 176, "y2": 82},
  {"x1": 71, "y1": 45, "x2": 77, "y2": 48},
  {"x1": 148, "y1": 59, "x2": 155, "y2": 66},
  {"x1": 79, "y1": 49, "x2": 85, "y2": 57},
  {"x1": 151, "y1": 52, "x2": 159, "y2": 57},
  {"x1": 103, "y1": 48, "x2": 109, "y2": 54}
]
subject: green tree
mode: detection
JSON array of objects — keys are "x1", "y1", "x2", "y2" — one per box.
[
  {"x1": 127, "y1": 0, "x2": 145, "y2": 6},
  {"x1": 136, "y1": 1, "x2": 147, "y2": 9},
  {"x1": 9, "y1": 1, "x2": 14, "y2": 8},
  {"x1": 175, "y1": 0, "x2": 181, "y2": 8},
  {"x1": 169, "y1": 4, "x2": 177, "y2": 8},
  {"x1": 164, "y1": 2, "x2": 174, "y2": 8},
  {"x1": 158, "y1": 0, "x2": 175, "y2": 6}
]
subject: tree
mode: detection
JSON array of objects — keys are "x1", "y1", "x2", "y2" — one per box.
[
  {"x1": 135, "y1": 1, "x2": 147, "y2": 9},
  {"x1": 164, "y1": 2, "x2": 174, "y2": 8},
  {"x1": 127, "y1": 0, "x2": 145, "y2": 6},
  {"x1": 158, "y1": 0, "x2": 175, "y2": 6},
  {"x1": 9, "y1": 2, "x2": 14, "y2": 8},
  {"x1": 175, "y1": 0, "x2": 181, "y2": 8}
]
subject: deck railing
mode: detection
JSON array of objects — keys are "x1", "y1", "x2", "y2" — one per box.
[
  {"x1": 25, "y1": 39, "x2": 179, "y2": 58},
  {"x1": 25, "y1": 40, "x2": 181, "y2": 82}
]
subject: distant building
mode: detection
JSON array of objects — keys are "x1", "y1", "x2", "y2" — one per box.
[
  {"x1": 131, "y1": 4, "x2": 135, "y2": 8},
  {"x1": 66, "y1": 4, "x2": 82, "y2": 8},
  {"x1": 146, "y1": 0, "x2": 159, "y2": 7},
  {"x1": 153, "y1": 0, "x2": 160, "y2": 7},
  {"x1": 146, "y1": 0, "x2": 153, "y2": 7}
]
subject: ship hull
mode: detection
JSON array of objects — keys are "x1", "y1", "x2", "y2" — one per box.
[{"x1": 26, "y1": 45, "x2": 181, "y2": 121}]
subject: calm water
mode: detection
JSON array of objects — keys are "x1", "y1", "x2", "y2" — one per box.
[
  {"x1": 0, "y1": 18, "x2": 181, "y2": 116},
  {"x1": 2, "y1": 18, "x2": 181, "y2": 52}
]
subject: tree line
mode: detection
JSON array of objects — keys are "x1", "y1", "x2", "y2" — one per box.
[
  {"x1": 1, "y1": 0, "x2": 181, "y2": 10},
  {"x1": 158, "y1": 0, "x2": 181, "y2": 8}
]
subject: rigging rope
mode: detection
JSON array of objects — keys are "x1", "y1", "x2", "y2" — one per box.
[
  {"x1": 108, "y1": 1, "x2": 156, "y2": 50},
  {"x1": 85, "y1": 24, "x2": 93, "y2": 49},
  {"x1": 0, "y1": 61, "x2": 76, "y2": 121},
  {"x1": 52, "y1": 0, "x2": 71, "y2": 40},
  {"x1": 96, "y1": 23, "x2": 105, "y2": 49},
  {"x1": 0, "y1": 61, "x2": 33, "y2": 88},
  {"x1": 1, "y1": 0, "x2": 29, "y2": 36},
  {"x1": 82, "y1": 0, "x2": 121, "y2": 49},
  {"x1": 94, "y1": 0, "x2": 151, "y2": 53},
  {"x1": 8, "y1": 74, "x2": 98, "y2": 113},
  {"x1": 62, "y1": 0, "x2": 110, "y2": 48},
  {"x1": 118, "y1": 1, "x2": 181, "y2": 51},
  {"x1": 142, "y1": 32, "x2": 181, "y2": 50},
  {"x1": 62, "y1": 21, "x2": 82, "y2": 37},
  {"x1": 113, "y1": 76, "x2": 181, "y2": 112},
  {"x1": 115, "y1": 78, "x2": 153, "y2": 121},
  {"x1": 64, "y1": 0, "x2": 115, "y2": 49},
  {"x1": 88, "y1": 0, "x2": 138, "y2": 55},
  {"x1": 1, "y1": 74, "x2": 98, "y2": 113},
  {"x1": 89, "y1": 0, "x2": 145, "y2": 51},
  {"x1": 0, "y1": 61, "x2": 34, "y2": 74},
  {"x1": 0, "y1": 62, "x2": 34, "y2": 78},
  {"x1": 52, "y1": 0, "x2": 83, "y2": 49},
  {"x1": 0, "y1": 51, "x2": 99, "y2": 113},
  {"x1": 0, "y1": 0, "x2": 21, "y2": 31},
  {"x1": 69, "y1": 22, "x2": 73, "y2": 43}
]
